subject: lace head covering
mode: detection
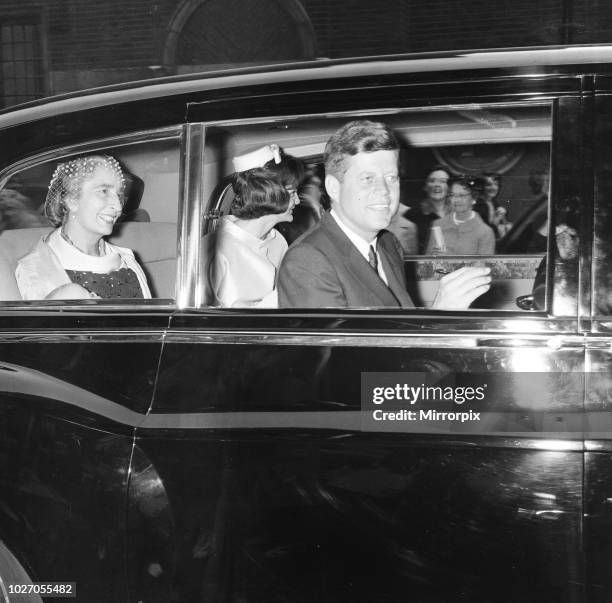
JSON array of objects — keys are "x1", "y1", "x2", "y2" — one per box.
[{"x1": 44, "y1": 155, "x2": 125, "y2": 226}]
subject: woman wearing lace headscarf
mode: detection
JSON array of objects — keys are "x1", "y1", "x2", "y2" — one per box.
[{"x1": 15, "y1": 154, "x2": 151, "y2": 300}]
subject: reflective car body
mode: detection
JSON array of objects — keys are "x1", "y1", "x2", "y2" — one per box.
[{"x1": 0, "y1": 45, "x2": 612, "y2": 602}]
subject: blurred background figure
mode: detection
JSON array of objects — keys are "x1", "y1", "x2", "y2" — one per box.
[
  {"x1": 405, "y1": 164, "x2": 452, "y2": 253},
  {"x1": 0, "y1": 188, "x2": 50, "y2": 231},
  {"x1": 474, "y1": 172, "x2": 513, "y2": 238},
  {"x1": 426, "y1": 175, "x2": 495, "y2": 255},
  {"x1": 496, "y1": 166, "x2": 549, "y2": 253},
  {"x1": 387, "y1": 200, "x2": 418, "y2": 255},
  {"x1": 473, "y1": 172, "x2": 498, "y2": 225},
  {"x1": 525, "y1": 167, "x2": 550, "y2": 252},
  {"x1": 494, "y1": 206, "x2": 512, "y2": 237},
  {"x1": 532, "y1": 197, "x2": 580, "y2": 310}
]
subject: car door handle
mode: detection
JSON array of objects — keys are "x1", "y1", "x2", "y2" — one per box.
[{"x1": 516, "y1": 294, "x2": 536, "y2": 311}]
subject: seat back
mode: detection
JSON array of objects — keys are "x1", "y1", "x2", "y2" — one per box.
[{"x1": 0, "y1": 222, "x2": 177, "y2": 301}]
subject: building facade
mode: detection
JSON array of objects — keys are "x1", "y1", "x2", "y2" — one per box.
[{"x1": 0, "y1": 0, "x2": 607, "y2": 108}]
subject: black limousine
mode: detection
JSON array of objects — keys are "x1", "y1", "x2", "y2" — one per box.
[{"x1": 0, "y1": 45, "x2": 611, "y2": 602}]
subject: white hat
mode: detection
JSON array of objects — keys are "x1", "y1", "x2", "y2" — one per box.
[{"x1": 232, "y1": 144, "x2": 281, "y2": 173}]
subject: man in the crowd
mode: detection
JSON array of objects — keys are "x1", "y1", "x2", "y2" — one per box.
[{"x1": 278, "y1": 120, "x2": 491, "y2": 309}]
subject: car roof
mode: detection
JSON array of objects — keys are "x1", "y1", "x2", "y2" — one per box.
[{"x1": 1, "y1": 44, "x2": 612, "y2": 130}]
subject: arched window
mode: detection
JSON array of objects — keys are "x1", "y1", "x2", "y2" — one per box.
[{"x1": 164, "y1": 0, "x2": 316, "y2": 71}]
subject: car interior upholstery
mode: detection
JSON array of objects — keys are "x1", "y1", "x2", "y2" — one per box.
[{"x1": 0, "y1": 221, "x2": 177, "y2": 300}]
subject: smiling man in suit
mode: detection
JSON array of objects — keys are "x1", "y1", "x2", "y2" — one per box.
[{"x1": 277, "y1": 120, "x2": 491, "y2": 309}]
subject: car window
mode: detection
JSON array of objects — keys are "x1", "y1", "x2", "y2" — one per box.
[
  {"x1": 198, "y1": 104, "x2": 558, "y2": 311},
  {"x1": 0, "y1": 132, "x2": 181, "y2": 303}
]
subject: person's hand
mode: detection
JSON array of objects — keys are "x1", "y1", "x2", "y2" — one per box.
[
  {"x1": 46, "y1": 283, "x2": 99, "y2": 300},
  {"x1": 431, "y1": 266, "x2": 491, "y2": 310}
]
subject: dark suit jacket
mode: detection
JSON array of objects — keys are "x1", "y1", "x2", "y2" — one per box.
[{"x1": 278, "y1": 212, "x2": 414, "y2": 308}]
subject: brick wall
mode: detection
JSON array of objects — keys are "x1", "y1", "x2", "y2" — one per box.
[
  {"x1": 574, "y1": 0, "x2": 612, "y2": 44},
  {"x1": 300, "y1": 0, "x2": 410, "y2": 58},
  {"x1": 45, "y1": 0, "x2": 174, "y2": 69},
  {"x1": 1, "y1": 0, "x2": 612, "y2": 101},
  {"x1": 407, "y1": 0, "x2": 565, "y2": 51}
]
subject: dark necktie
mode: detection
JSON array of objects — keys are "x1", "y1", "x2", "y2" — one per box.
[{"x1": 368, "y1": 245, "x2": 378, "y2": 274}]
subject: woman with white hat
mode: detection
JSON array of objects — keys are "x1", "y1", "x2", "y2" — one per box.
[{"x1": 208, "y1": 144, "x2": 300, "y2": 307}]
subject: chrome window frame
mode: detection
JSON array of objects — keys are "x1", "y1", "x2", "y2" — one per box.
[
  {"x1": 193, "y1": 100, "x2": 555, "y2": 313},
  {"x1": 0, "y1": 125, "x2": 185, "y2": 310}
]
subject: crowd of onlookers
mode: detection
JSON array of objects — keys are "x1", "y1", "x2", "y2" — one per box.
[{"x1": 388, "y1": 166, "x2": 517, "y2": 257}]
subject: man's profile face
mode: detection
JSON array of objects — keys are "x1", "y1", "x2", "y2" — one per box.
[{"x1": 327, "y1": 150, "x2": 400, "y2": 241}]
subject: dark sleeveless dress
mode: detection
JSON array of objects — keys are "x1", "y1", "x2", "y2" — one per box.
[{"x1": 65, "y1": 267, "x2": 144, "y2": 298}]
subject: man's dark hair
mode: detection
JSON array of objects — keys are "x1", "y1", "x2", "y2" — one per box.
[
  {"x1": 424, "y1": 164, "x2": 452, "y2": 182},
  {"x1": 230, "y1": 167, "x2": 289, "y2": 219},
  {"x1": 324, "y1": 120, "x2": 399, "y2": 179}
]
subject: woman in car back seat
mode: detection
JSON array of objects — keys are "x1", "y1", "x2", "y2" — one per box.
[
  {"x1": 208, "y1": 144, "x2": 299, "y2": 308},
  {"x1": 15, "y1": 154, "x2": 151, "y2": 300},
  {"x1": 273, "y1": 152, "x2": 324, "y2": 245}
]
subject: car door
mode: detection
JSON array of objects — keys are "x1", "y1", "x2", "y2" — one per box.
[
  {"x1": 585, "y1": 81, "x2": 612, "y2": 603},
  {"x1": 0, "y1": 127, "x2": 183, "y2": 602},
  {"x1": 141, "y1": 69, "x2": 588, "y2": 602}
]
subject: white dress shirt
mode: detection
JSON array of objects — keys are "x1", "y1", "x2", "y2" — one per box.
[{"x1": 330, "y1": 210, "x2": 389, "y2": 285}]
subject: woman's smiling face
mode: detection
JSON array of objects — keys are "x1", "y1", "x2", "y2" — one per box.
[
  {"x1": 273, "y1": 186, "x2": 301, "y2": 224},
  {"x1": 424, "y1": 169, "x2": 450, "y2": 202},
  {"x1": 70, "y1": 165, "x2": 124, "y2": 238},
  {"x1": 449, "y1": 183, "x2": 473, "y2": 216}
]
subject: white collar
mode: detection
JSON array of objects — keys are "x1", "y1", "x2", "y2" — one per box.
[
  {"x1": 330, "y1": 210, "x2": 389, "y2": 285},
  {"x1": 330, "y1": 209, "x2": 378, "y2": 260},
  {"x1": 47, "y1": 228, "x2": 121, "y2": 272},
  {"x1": 221, "y1": 215, "x2": 279, "y2": 252},
  {"x1": 452, "y1": 211, "x2": 475, "y2": 225}
]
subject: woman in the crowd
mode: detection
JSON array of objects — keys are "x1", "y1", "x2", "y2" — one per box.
[
  {"x1": 474, "y1": 172, "x2": 512, "y2": 238},
  {"x1": 473, "y1": 172, "x2": 498, "y2": 225},
  {"x1": 208, "y1": 144, "x2": 300, "y2": 307},
  {"x1": 404, "y1": 164, "x2": 452, "y2": 253},
  {"x1": 426, "y1": 175, "x2": 495, "y2": 255},
  {"x1": 16, "y1": 154, "x2": 151, "y2": 300}
]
